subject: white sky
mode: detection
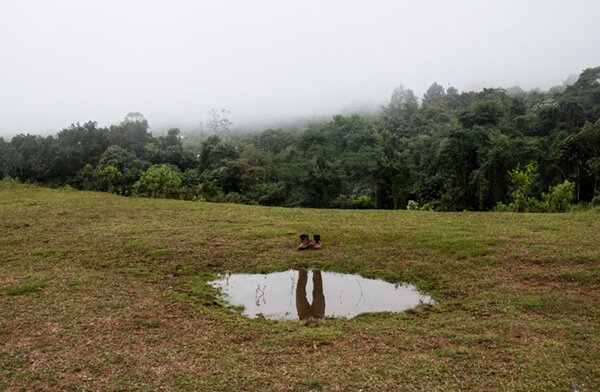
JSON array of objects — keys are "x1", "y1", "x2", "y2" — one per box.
[{"x1": 1, "y1": 0, "x2": 600, "y2": 136}]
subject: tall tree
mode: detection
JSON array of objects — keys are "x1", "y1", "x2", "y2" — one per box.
[
  {"x1": 207, "y1": 109, "x2": 233, "y2": 141},
  {"x1": 422, "y1": 82, "x2": 446, "y2": 108},
  {"x1": 108, "y1": 114, "x2": 152, "y2": 155}
]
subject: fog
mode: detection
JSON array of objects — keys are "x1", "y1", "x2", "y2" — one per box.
[{"x1": 1, "y1": 0, "x2": 600, "y2": 137}]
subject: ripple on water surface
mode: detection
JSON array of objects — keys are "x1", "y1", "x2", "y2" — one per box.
[{"x1": 208, "y1": 269, "x2": 435, "y2": 320}]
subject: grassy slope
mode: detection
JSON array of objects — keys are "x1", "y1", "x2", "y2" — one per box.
[{"x1": 0, "y1": 180, "x2": 599, "y2": 391}]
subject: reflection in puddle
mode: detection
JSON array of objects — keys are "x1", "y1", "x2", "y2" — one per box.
[{"x1": 208, "y1": 270, "x2": 435, "y2": 320}]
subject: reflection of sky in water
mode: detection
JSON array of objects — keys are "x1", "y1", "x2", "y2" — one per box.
[{"x1": 208, "y1": 270, "x2": 435, "y2": 320}]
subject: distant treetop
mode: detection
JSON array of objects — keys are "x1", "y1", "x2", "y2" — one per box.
[{"x1": 124, "y1": 112, "x2": 146, "y2": 123}]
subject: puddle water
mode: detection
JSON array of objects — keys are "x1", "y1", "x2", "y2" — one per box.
[{"x1": 208, "y1": 269, "x2": 435, "y2": 320}]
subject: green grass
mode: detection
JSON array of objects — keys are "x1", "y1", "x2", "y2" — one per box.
[
  {"x1": 2, "y1": 278, "x2": 45, "y2": 296},
  {"x1": 0, "y1": 180, "x2": 599, "y2": 391}
]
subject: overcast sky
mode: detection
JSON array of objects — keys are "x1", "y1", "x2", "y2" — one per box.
[{"x1": 1, "y1": 0, "x2": 600, "y2": 136}]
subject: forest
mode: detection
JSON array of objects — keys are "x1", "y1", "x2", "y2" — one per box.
[{"x1": 1, "y1": 66, "x2": 599, "y2": 212}]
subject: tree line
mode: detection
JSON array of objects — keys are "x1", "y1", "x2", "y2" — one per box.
[{"x1": 1, "y1": 67, "x2": 600, "y2": 211}]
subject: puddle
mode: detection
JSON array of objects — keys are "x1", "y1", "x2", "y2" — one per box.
[{"x1": 208, "y1": 269, "x2": 435, "y2": 320}]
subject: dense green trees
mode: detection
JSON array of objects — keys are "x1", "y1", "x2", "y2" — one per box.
[{"x1": 2, "y1": 67, "x2": 600, "y2": 211}]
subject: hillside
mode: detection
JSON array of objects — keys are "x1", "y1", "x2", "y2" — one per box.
[
  {"x1": 3, "y1": 67, "x2": 600, "y2": 212},
  {"x1": 1, "y1": 181, "x2": 599, "y2": 391}
]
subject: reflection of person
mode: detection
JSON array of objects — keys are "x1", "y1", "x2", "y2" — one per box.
[{"x1": 296, "y1": 269, "x2": 325, "y2": 320}]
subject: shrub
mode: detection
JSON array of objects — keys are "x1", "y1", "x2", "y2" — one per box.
[
  {"x1": 223, "y1": 192, "x2": 244, "y2": 204},
  {"x1": 407, "y1": 200, "x2": 419, "y2": 210},
  {"x1": 196, "y1": 180, "x2": 224, "y2": 202},
  {"x1": 247, "y1": 182, "x2": 287, "y2": 206},
  {"x1": 134, "y1": 164, "x2": 183, "y2": 199},
  {"x1": 494, "y1": 202, "x2": 511, "y2": 212},
  {"x1": 508, "y1": 161, "x2": 539, "y2": 212},
  {"x1": 98, "y1": 165, "x2": 122, "y2": 193},
  {"x1": 419, "y1": 203, "x2": 433, "y2": 211},
  {"x1": 352, "y1": 195, "x2": 375, "y2": 209},
  {"x1": 543, "y1": 180, "x2": 575, "y2": 212}
]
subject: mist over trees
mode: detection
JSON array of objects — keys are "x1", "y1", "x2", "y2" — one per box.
[{"x1": 2, "y1": 67, "x2": 600, "y2": 211}]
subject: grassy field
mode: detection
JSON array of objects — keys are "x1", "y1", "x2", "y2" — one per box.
[{"x1": 1, "y1": 179, "x2": 599, "y2": 391}]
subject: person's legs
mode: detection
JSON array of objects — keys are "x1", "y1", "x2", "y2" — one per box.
[
  {"x1": 310, "y1": 270, "x2": 325, "y2": 317},
  {"x1": 295, "y1": 269, "x2": 311, "y2": 319}
]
